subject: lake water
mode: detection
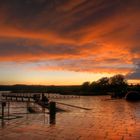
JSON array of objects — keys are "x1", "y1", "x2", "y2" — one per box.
[{"x1": 0, "y1": 94, "x2": 140, "y2": 140}]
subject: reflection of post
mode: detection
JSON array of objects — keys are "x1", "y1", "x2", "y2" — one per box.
[
  {"x1": 1, "y1": 119, "x2": 5, "y2": 128},
  {"x1": 1, "y1": 101, "x2": 6, "y2": 128},
  {"x1": 26, "y1": 102, "x2": 29, "y2": 121},
  {"x1": 43, "y1": 106, "x2": 45, "y2": 124},
  {"x1": 1, "y1": 102, "x2": 6, "y2": 119},
  {"x1": 8, "y1": 101, "x2": 10, "y2": 119},
  {"x1": 49, "y1": 101, "x2": 56, "y2": 124}
]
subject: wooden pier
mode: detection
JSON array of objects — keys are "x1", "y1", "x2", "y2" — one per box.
[
  {"x1": 0, "y1": 93, "x2": 56, "y2": 124},
  {"x1": 1, "y1": 93, "x2": 40, "y2": 102},
  {"x1": 1, "y1": 93, "x2": 80, "y2": 102},
  {"x1": 0, "y1": 92, "x2": 81, "y2": 123}
]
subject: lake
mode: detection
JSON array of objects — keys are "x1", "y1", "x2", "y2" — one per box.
[{"x1": 0, "y1": 94, "x2": 140, "y2": 140}]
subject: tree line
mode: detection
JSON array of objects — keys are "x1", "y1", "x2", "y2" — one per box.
[
  {"x1": 81, "y1": 74, "x2": 128, "y2": 98},
  {"x1": 0, "y1": 74, "x2": 139, "y2": 98}
]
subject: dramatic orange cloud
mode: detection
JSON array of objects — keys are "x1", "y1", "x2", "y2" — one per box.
[{"x1": 0, "y1": 0, "x2": 140, "y2": 84}]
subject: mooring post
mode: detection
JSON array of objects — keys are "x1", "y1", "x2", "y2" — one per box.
[
  {"x1": 8, "y1": 101, "x2": 10, "y2": 118},
  {"x1": 49, "y1": 101, "x2": 56, "y2": 124},
  {"x1": 1, "y1": 101, "x2": 6, "y2": 119},
  {"x1": 26, "y1": 102, "x2": 29, "y2": 121}
]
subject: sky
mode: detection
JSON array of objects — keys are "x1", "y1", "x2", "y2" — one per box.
[{"x1": 0, "y1": 0, "x2": 140, "y2": 85}]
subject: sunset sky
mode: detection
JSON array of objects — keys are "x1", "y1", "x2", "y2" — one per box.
[{"x1": 0, "y1": 0, "x2": 140, "y2": 85}]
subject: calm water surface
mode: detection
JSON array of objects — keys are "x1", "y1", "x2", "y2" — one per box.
[{"x1": 0, "y1": 94, "x2": 140, "y2": 140}]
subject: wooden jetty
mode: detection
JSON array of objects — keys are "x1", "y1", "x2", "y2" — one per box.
[
  {"x1": 1, "y1": 93, "x2": 40, "y2": 102},
  {"x1": 0, "y1": 93, "x2": 58, "y2": 119}
]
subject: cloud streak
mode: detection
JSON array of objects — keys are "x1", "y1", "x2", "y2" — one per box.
[{"x1": 0, "y1": 0, "x2": 140, "y2": 81}]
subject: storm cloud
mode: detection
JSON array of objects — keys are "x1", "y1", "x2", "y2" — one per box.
[
  {"x1": 127, "y1": 63, "x2": 140, "y2": 80},
  {"x1": 0, "y1": 0, "x2": 140, "y2": 81}
]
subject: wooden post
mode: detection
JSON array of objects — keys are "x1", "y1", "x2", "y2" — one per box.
[
  {"x1": 8, "y1": 101, "x2": 10, "y2": 118},
  {"x1": 1, "y1": 102, "x2": 6, "y2": 119},
  {"x1": 26, "y1": 102, "x2": 29, "y2": 121},
  {"x1": 49, "y1": 101, "x2": 56, "y2": 124}
]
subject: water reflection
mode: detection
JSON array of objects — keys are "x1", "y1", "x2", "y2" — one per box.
[
  {"x1": 1, "y1": 119, "x2": 5, "y2": 128},
  {"x1": 0, "y1": 95, "x2": 140, "y2": 139},
  {"x1": 49, "y1": 114, "x2": 56, "y2": 125}
]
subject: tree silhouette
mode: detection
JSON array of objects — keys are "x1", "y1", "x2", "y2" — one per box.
[
  {"x1": 97, "y1": 77, "x2": 109, "y2": 86},
  {"x1": 81, "y1": 81, "x2": 90, "y2": 92},
  {"x1": 109, "y1": 74, "x2": 128, "y2": 98}
]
